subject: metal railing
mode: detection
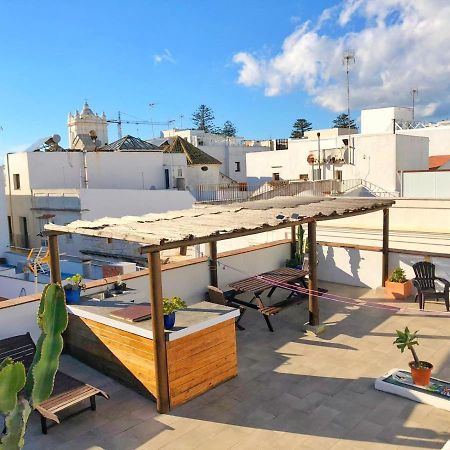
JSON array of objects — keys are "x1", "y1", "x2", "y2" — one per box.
[{"x1": 191, "y1": 178, "x2": 398, "y2": 203}]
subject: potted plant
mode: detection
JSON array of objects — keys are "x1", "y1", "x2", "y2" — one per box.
[
  {"x1": 385, "y1": 267, "x2": 413, "y2": 299},
  {"x1": 162, "y1": 296, "x2": 187, "y2": 330},
  {"x1": 113, "y1": 275, "x2": 127, "y2": 294},
  {"x1": 286, "y1": 225, "x2": 306, "y2": 269},
  {"x1": 394, "y1": 327, "x2": 433, "y2": 386},
  {"x1": 63, "y1": 274, "x2": 86, "y2": 305}
]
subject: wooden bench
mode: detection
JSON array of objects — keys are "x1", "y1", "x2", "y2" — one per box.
[{"x1": 0, "y1": 333, "x2": 109, "y2": 434}]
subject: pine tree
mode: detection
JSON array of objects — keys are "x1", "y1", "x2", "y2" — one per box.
[
  {"x1": 290, "y1": 118, "x2": 312, "y2": 138},
  {"x1": 221, "y1": 121, "x2": 237, "y2": 137},
  {"x1": 333, "y1": 113, "x2": 356, "y2": 129},
  {"x1": 191, "y1": 105, "x2": 215, "y2": 132}
]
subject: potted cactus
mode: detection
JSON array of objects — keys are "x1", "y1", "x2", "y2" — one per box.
[
  {"x1": 0, "y1": 284, "x2": 68, "y2": 449},
  {"x1": 394, "y1": 327, "x2": 433, "y2": 386},
  {"x1": 385, "y1": 267, "x2": 413, "y2": 299},
  {"x1": 63, "y1": 273, "x2": 86, "y2": 304},
  {"x1": 162, "y1": 296, "x2": 187, "y2": 330}
]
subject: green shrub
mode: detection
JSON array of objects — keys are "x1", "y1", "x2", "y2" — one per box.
[
  {"x1": 162, "y1": 297, "x2": 187, "y2": 315},
  {"x1": 389, "y1": 267, "x2": 407, "y2": 283}
]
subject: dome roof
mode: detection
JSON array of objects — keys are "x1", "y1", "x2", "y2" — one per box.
[{"x1": 80, "y1": 101, "x2": 95, "y2": 117}]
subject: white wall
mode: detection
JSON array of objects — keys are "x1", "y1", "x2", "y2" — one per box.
[
  {"x1": 0, "y1": 276, "x2": 42, "y2": 299},
  {"x1": 398, "y1": 126, "x2": 450, "y2": 156},
  {"x1": 79, "y1": 189, "x2": 195, "y2": 220},
  {"x1": 6, "y1": 151, "x2": 168, "y2": 192},
  {"x1": 402, "y1": 171, "x2": 450, "y2": 198},
  {"x1": 0, "y1": 302, "x2": 41, "y2": 341},
  {"x1": 0, "y1": 168, "x2": 9, "y2": 255},
  {"x1": 361, "y1": 107, "x2": 413, "y2": 134}
]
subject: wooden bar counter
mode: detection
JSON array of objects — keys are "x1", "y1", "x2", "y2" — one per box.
[{"x1": 64, "y1": 294, "x2": 239, "y2": 409}]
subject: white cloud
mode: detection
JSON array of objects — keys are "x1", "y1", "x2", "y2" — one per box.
[
  {"x1": 153, "y1": 49, "x2": 176, "y2": 65},
  {"x1": 233, "y1": 0, "x2": 450, "y2": 119}
]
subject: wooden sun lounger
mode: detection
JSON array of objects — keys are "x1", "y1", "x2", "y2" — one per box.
[{"x1": 0, "y1": 333, "x2": 109, "y2": 434}]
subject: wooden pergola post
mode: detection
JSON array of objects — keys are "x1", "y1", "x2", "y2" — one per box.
[
  {"x1": 308, "y1": 221, "x2": 319, "y2": 326},
  {"x1": 148, "y1": 251, "x2": 170, "y2": 413},
  {"x1": 290, "y1": 226, "x2": 296, "y2": 259},
  {"x1": 382, "y1": 208, "x2": 389, "y2": 287},
  {"x1": 48, "y1": 235, "x2": 62, "y2": 284},
  {"x1": 209, "y1": 241, "x2": 218, "y2": 287}
]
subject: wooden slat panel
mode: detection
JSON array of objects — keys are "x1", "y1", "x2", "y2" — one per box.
[
  {"x1": 65, "y1": 316, "x2": 157, "y2": 398},
  {"x1": 167, "y1": 319, "x2": 237, "y2": 408}
]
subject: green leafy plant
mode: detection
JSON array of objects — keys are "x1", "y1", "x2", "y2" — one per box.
[
  {"x1": 389, "y1": 267, "x2": 407, "y2": 283},
  {"x1": 114, "y1": 275, "x2": 126, "y2": 291},
  {"x1": 0, "y1": 284, "x2": 68, "y2": 449},
  {"x1": 64, "y1": 273, "x2": 85, "y2": 291},
  {"x1": 162, "y1": 297, "x2": 186, "y2": 315},
  {"x1": 393, "y1": 327, "x2": 428, "y2": 368},
  {"x1": 286, "y1": 225, "x2": 306, "y2": 268}
]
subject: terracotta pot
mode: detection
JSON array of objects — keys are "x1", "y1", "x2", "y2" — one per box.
[
  {"x1": 409, "y1": 361, "x2": 433, "y2": 386},
  {"x1": 385, "y1": 280, "x2": 413, "y2": 299}
]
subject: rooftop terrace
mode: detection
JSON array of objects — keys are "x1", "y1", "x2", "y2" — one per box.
[{"x1": 23, "y1": 282, "x2": 450, "y2": 450}]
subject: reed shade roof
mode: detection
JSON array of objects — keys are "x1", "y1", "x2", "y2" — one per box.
[{"x1": 44, "y1": 196, "x2": 395, "y2": 251}]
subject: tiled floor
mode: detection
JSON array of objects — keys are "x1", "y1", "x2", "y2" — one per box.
[{"x1": 24, "y1": 282, "x2": 450, "y2": 449}]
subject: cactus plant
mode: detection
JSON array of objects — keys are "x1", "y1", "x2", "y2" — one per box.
[{"x1": 0, "y1": 283, "x2": 68, "y2": 450}]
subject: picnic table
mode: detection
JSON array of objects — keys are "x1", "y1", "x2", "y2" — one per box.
[{"x1": 228, "y1": 267, "x2": 309, "y2": 331}]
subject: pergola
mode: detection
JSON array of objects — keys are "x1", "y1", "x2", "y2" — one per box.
[{"x1": 44, "y1": 196, "x2": 395, "y2": 413}]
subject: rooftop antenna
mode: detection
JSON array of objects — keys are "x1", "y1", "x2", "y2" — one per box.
[
  {"x1": 342, "y1": 50, "x2": 356, "y2": 130},
  {"x1": 411, "y1": 88, "x2": 419, "y2": 122},
  {"x1": 149, "y1": 102, "x2": 156, "y2": 138}
]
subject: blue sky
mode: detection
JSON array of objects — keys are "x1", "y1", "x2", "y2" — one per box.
[
  {"x1": 1, "y1": 0, "x2": 448, "y2": 161},
  {"x1": 0, "y1": 1, "x2": 339, "y2": 159}
]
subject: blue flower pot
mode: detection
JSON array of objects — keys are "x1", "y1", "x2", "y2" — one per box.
[
  {"x1": 164, "y1": 313, "x2": 176, "y2": 330},
  {"x1": 64, "y1": 288, "x2": 81, "y2": 305}
]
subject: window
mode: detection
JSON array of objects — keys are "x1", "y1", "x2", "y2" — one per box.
[
  {"x1": 299, "y1": 174, "x2": 308, "y2": 181},
  {"x1": 235, "y1": 162, "x2": 241, "y2": 172},
  {"x1": 272, "y1": 173, "x2": 280, "y2": 181},
  {"x1": 19, "y1": 216, "x2": 29, "y2": 249},
  {"x1": 313, "y1": 168, "x2": 321, "y2": 181},
  {"x1": 335, "y1": 170, "x2": 343, "y2": 181},
  {"x1": 7, "y1": 216, "x2": 13, "y2": 245},
  {"x1": 13, "y1": 174, "x2": 20, "y2": 190},
  {"x1": 177, "y1": 169, "x2": 183, "y2": 177}
]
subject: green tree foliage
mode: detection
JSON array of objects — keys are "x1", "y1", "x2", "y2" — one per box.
[
  {"x1": 332, "y1": 113, "x2": 356, "y2": 129},
  {"x1": 191, "y1": 105, "x2": 216, "y2": 132},
  {"x1": 221, "y1": 121, "x2": 237, "y2": 137},
  {"x1": 290, "y1": 118, "x2": 312, "y2": 138}
]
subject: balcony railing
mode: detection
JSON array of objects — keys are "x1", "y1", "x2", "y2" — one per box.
[{"x1": 191, "y1": 179, "x2": 398, "y2": 203}]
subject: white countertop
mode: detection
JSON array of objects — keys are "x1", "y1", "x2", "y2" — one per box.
[{"x1": 67, "y1": 299, "x2": 239, "y2": 341}]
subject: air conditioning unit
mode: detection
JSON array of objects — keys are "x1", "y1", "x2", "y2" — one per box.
[{"x1": 176, "y1": 177, "x2": 186, "y2": 190}]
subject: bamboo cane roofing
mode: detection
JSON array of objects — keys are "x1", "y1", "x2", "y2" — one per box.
[{"x1": 44, "y1": 196, "x2": 395, "y2": 251}]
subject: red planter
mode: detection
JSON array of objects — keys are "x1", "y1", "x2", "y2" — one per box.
[
  {"x1": 385, "y1": 280, "x2": 413, "y2": 299},
  {"x1": 409, "y1": 361, "x2": 433, "y2": 386}
]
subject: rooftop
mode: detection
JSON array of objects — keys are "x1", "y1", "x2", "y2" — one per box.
[
  {"x1": 101, "y1": 135, "x2": 160, "y2": 152},
  {"x1": 24, "y1": 282, "x2": 450, "y2": 450},
  {"x1": 162, "y1": 136, "x2": 222, "y2": 166}
]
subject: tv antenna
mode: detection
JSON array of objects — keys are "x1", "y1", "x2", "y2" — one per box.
[
  {"x1": 411, "y1": 88, "x2": 419, "y2": 121},
  {"x1": 342, "y1": 50, "x2": 356, "y2": 130}
]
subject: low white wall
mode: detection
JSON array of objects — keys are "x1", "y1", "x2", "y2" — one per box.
[
  {"x1": 402, "y1": 171, "x2": 450, "y2": 198},
  {"x1": 317, "y1": 245, "x2": 382, "y2": 288},
  {"x1": 0, "y1": 276, "x2": 42, "y2": 299},
  {"x1": 0, "y1": 302, "x2": 40, "y2": 341}
]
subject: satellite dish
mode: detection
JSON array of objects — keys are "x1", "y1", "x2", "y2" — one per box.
[
  {"x1": 89, "y1": 130, "x2": 98, "y2": 141},
  {"x1": 307, "y1": 154, "x2": 315, "y2": 165},
  {"x1": 52, "y1": 134, "x2": 61, "y2": 144}
]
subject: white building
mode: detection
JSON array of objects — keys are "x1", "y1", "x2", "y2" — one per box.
[
  {"x1": 3, "y1": 133, "x2": 225, "y2": 255},
  {"x1": 361, "y1": 106, "x2": 450, "y2": 156},
  {"x1": 246, "y1": 109, "x2": 429, "y2": 194},
  {"x1": 0, "y1": 167, "x2": 9, "y2": 256},
  {"x1": 68, "y1": 102, "x2": 108, "y2": 150},
  {"x1": 161, "y1": 129, "x2": 269, "y2": 183}
]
